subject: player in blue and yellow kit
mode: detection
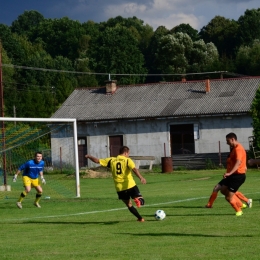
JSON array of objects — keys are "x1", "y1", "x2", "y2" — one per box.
[
  {"x1": 85, "y1": 146, "x2": 147, "y2": 222},
  {"x1": 13, "y1": 152, "x2": 46, "y2": 209}
]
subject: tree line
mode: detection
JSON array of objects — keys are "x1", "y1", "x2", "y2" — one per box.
[{"x1": 0, "y1": 9, "x2": 260, "y2": 120}]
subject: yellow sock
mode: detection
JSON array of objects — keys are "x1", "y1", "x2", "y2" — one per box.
[
  {"x1": 18, "y1": 191, "x2": 27, "y2": 202},
  {"x1": 35, "y1": 193, "x2": 42, "y2": 203}
]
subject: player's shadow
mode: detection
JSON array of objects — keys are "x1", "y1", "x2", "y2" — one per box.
[{"x1": 141, "y1": 213, "x2": 232, "y2": 217}]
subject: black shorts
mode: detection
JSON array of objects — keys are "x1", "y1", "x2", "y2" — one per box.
[
  {"x1": 117, "y1": 185, "x2": 142, "y2": 200},
  {"x1": 218, "y1": 174, "x2": 246, "y2": 192}
]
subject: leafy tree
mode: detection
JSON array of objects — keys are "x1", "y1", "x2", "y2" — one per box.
[
  {"x1": 0, "y1": 44, "x2": 16, "y2": 117},
  {"x1": 100, "y1": 16, "x2": 153, "y2": 77},
  {"x1": 236, "y1": 39, "x2": 260, "y2": 76},
  {"x1": 74, "y1": 58, "x2": 98, "y2": 87},
  {"x1": 10, "y1": 10, "x2": 44, "y2": 36},
  {"x1": 237, "y1": 8, "x2": 260, "y2": 46},
  {"x1": 88, "y1": 25, "x2": 147, "y2": 85},
  {"x1": 170, "y1": 23, "x2": 200, "y2": 41},
  {"x1": 189, "y1": 40, "x2": 219, "y2": 73},
  {"x1": 103, "y1": 16, "x2": 153, "y2": 50},
  {"x1": 199, "y1": 16, "x2": 239, "y2": 58},
  {"x1": 251, "y1": 86, "x2": 260, "y2": 150},
  {"x1": 2, "y1": 33, "x2": 77, "y2": 117},
  {"x1": 76, "y1": 34, "x2": 98, "y2": 87},
  {"x1": 81, "y1": 20, "x2": 101, "y2": 47},
  {"x1": 49, "y1": 56, "x2": 77, "y2": 106},
  {"x1": 156, "y1": 32, "x2": 192, "y2": 75},
  {"x1": 0, "y1": 24, "x2": 26, "y2": 63},
  {"x1": 30, "y1": 17, "x2": 86, "y2": 61},
  {"x1": 5, "y1": 35, "x2": 56, "y2": 117},
  {"x1": 155, "y1": 32, "x2": 219, "y2": 79},
  {"x1": 145, "y1": 26, "x2": 169, "y2": 82}
]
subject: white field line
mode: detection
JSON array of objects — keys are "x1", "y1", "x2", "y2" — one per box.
[
  {"x1": 5, "y1": 196, "x2": 208, "y2": 222},
  {"x1": 5, "y1": 192, "x2": 260, "y2": 222}
]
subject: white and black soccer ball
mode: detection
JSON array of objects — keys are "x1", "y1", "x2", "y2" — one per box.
[{"x1": 154, "y1": 209, "x2": 166, "y2": 220}]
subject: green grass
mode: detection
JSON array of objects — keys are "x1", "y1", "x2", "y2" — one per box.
[{"x1": 1, "y1": 169, "x2": 260, "y2": 259}]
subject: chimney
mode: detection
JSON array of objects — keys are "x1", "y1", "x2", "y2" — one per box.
[
  {"x1": 105, "y1": 80, "x2": 117, "y2": 94},
  {"x1": 205, "y1": 79, "x2": 210, "y2": 93}
]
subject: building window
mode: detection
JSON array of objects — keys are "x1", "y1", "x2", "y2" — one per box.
[
  {"x1": 193, "y1": 124, "x2": 199, "y2": 140},
  {"x1": 78, "y1": 138, "x2": 86, "y2": 145}
]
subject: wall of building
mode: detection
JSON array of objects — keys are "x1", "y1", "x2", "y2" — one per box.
[
  {"x1": 197, "y1": 115, "x2": 252, "y2": 153},
  {"x1": 51, "y1": 137, "x2": 75, "y2": 167},
  {"x1": 78, "y1": 119, "x2": 170, "y2": 165},
  {"x1": 77, "y1": 114, "x2": 252, "y2": 168},
  {"x1": 50, "y1": 124, "x2": 76, "y2": 169}
]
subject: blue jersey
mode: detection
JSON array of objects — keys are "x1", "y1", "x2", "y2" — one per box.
[{"x1": 19, "y1": 159, "x2": 45, "y2": 179}]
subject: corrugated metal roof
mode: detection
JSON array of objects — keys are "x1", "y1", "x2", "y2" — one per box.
[{"x1": 52, "y1": 77, "x2": 260, "y2": 121}]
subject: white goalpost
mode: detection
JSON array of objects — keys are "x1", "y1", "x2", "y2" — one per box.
[{"x1": 0, "y1": 117, "x2": 80, "y2": 198}]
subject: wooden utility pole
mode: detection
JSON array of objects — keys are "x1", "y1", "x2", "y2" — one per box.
[{"x1": 0, "y1": 42, "x2": 7, "y2": 185}]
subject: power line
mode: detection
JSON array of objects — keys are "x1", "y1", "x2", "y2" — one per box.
[
  {"x1": 3, "y1": 80, "x2": 55, "y2": 90},
  {"x1": 1, "y1": 63, "x2": 229, "y2": 77},
  {"x1": 2, "y1": 64, "x2": 104, "y2": 75}
]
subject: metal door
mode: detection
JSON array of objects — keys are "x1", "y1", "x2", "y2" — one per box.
[
  {"x1": 78, "y1": 137, "x2": 87, "y2": 167},
  {"x1": 109, "y1": 135, "x2": 123, "y2": 157}
]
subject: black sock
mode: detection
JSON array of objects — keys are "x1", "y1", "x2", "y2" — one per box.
[{"x1": 128, "y1": 206, "x2": 142, "y2": 219}]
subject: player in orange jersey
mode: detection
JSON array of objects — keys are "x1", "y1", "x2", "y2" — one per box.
[
  {"x1": 218, "y1": 133, "x2": 248, "y2": 216},
  {"x1": 205, "y1": 148, "x2": 252, "y2": 209}
]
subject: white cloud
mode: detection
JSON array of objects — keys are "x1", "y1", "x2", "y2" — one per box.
[
  {"x1": 105, "y1": 2, "x2": 147, "y2": 17},
  {"x1": 1, "y1": 0, "x2": 259, "y2": 28},
  {"x1": 145, "y1": 13, "x2": 201, "y2": 31},
  {"x1": 104, "y1": 0, "x2": 202, "y2": 30}
]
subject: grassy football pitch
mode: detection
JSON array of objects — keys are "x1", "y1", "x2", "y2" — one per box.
[{"x1": 1, "y1": 168, "x2": 260, "y2": 260}]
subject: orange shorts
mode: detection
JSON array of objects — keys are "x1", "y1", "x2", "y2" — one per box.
[{"x1": 22, "y1": 176, "x2": 39, "y2": 187}]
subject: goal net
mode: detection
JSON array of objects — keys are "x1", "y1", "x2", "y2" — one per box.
[{"x1": 0, "y1": 117, "x2": 80, "y2": 202}]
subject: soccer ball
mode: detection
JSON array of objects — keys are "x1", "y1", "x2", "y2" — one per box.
[{"x1": 154, "y1": 209, "x2": 166, "y2": 220}]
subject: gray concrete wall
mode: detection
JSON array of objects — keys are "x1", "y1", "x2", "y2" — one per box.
[
  {"x1": 50, "y1": 124, "x2": 76, "y2": 169},
  {"x1": 51, "y1": 137, "x2": 75, "y2": 168},
  {"x1": 79, "y1": 114, "x2": 253, "y2": 168},
  {"x1": 197, "y1": 115, "x2": 252, "y2": 153}
]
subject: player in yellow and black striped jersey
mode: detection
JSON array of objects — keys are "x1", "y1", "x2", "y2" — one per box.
[{"x1": 85, "y1": 146, "x2": 146, "y2": 222}]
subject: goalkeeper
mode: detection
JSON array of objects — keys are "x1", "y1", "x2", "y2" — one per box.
[
  {"x1": 13, "y1": 151, "x2": 46, "y2": 209},
  {"x1": 85, "y1": 146, "x2": 146, "y2": 222}
]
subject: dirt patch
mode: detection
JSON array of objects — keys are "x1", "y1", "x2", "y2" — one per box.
[
  {"x1": 82, "y1": 169, "x2": 112, "y2": 178},
  {"x1": 189, "y1": 177, "x2": 211, "y2": 181}
]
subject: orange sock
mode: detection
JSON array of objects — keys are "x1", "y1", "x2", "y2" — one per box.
[
  {"x1": 235, "y1": 191, "x2": 248, "y2": 203},
  {"x1": 207, "y1": 191, "x2": 218, "y2": 207},
  {"x1": 228, "y1": 195, "x2": 242, "y2": 212},
  {"x1": 233, "y1": 194, "x2": 243, "y2": 208}
]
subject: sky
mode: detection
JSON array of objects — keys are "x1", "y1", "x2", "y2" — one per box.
[{"x1": 0, "y1": 0, "x2": 259, "y2": 31}]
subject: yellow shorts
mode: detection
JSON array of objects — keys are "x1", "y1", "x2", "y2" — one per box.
[{"x1": 22, "y1": 176, "x2": 39, "y2": 187}]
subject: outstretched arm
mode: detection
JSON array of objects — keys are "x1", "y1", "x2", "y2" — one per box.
[
  {"x1": 15, "y1": 169, "x2": 21, "y2": 176},
  {"x1": 13, "y1": 169, "x2": 21, "y2": 182},
  {"x1": 85, "y1": 154, "x2": 100, "y2": 164},
  {"x1": 132, "y1": 168, "x2": 146, "y2": 184}
]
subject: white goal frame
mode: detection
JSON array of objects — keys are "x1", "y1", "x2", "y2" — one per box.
[{"x1": 0, "y1": 117, "x2": 80, "y2": 197}]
